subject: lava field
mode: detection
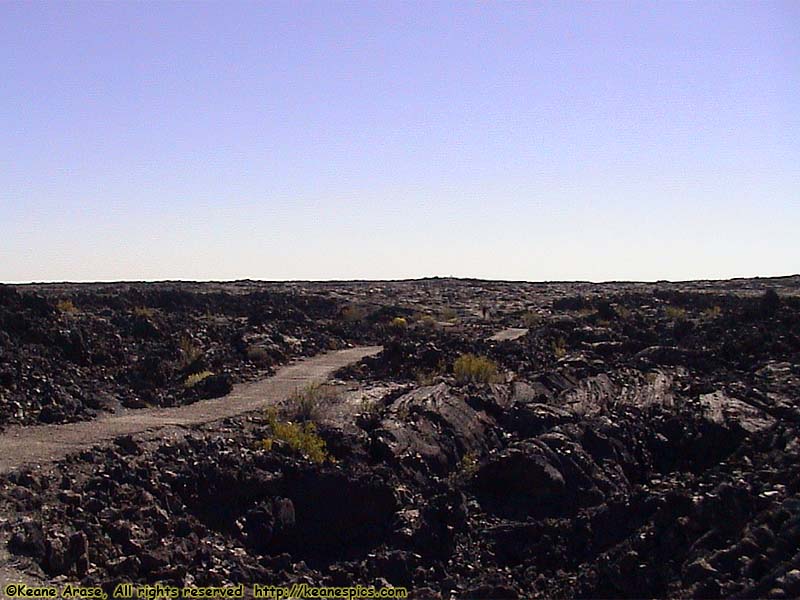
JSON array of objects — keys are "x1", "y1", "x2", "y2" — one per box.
[{"x1": 1, "y1": 277, "x2": 799, "y2": 599}]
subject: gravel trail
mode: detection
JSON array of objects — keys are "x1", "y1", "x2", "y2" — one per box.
[{"x1": 0, "y1": 346, "x2": 381, "y2": 475}]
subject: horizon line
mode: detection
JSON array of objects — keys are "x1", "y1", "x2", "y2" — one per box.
[{"x1": 5, "y1": 273, "x2": 800, "y2": 287}]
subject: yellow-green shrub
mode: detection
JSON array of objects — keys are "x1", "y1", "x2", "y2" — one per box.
[
  {"x1": 418, "y1": 314, "x2": 437, "y2": 328},
  {"x1": 261, "y1": 409, "x2": 329, "y2": 464},
  {"x1": 184, "y1": 370, "x2": 214, "y2": 388},
  {"x1": 522, "y1": 311, "x2": 540, "y2": 327},
  {"x1": 389, "y1": 317, "x2": 408, "y2": 330},
  {"x1": 552, "y1": 337, "x2": 567, "y2": 359},
  {"x1": 665, "y1": 306, "x2": 687, "y2": 321},
  {"x1": 179, "y1": 335, "x2": 203, "y2": 368},
  {"x1": 56, "y1": 299, "x2": 78, "y2": 313},
  {"x1": 453, "y1": 354, "x2": 501, "y2": 384}
]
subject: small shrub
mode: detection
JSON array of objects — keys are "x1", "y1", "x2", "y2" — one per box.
[
  {"x1": 184, "y1": 370, "x2": 214, "y2": 388},
  {"x1": 179, "y1": 335, "x2": 203, "y2": 368},
  {"x1": 449, "y1": 451, "x2": 480, "y2": 483},
  {"x1": 246, "y1": 345, "x2": 271, "y2": 367},
  {"x1": 415, "y1": 370, "x2": 437, "y2": 386},
  {"x1": 665, "y1": 306, "x2": 687, "y2": 321},
  {"x1": 358, "y1": 397, "x2": 379, "y2": 418},
  {"x1": 261, "y1": 409, "x2": 329, "y2": 464},
  {"x1": 412, "y1": 313, "x2": 436, "y2": 329},
  {"x1": 289, "y1": 383, "x2": 339, "y2": 422},
  {"x1": 552, "y1": 337, "x2": 567, "y2": 360},
  {"x1": 389, "y1": 316, "x2": 408, "y2": 330},
  {"x1": 440, "y1": 308, "x2": 458, "y2": 322},
  {"x1": 356, "y1": 397, "x2": 382, "y2": 430},
  {"x1": 702, "y1": 305, "x2": 722, "y2": 319},
  {"x1": 522, "y1": 311, "x2": 540, "y2": 327},
  {"x1": 415, "y1": 359, "x2": 445, "y2": 386},
  {"x1": 615, "y1": 305, "x2": 633, "y2": 320},
  {"x1": 341, "y1": 305, "x2": 367, "y2": 323},
  {"x1": 453, "y1": 354, "x2": 501, "y2": 384},
  {"x1": 56, "y1": 299, "x2": 78, "y2": 313},
  {"x1": 458, "y1": 451, "x2": 479, "y2": 476},
  {"x1": 133, "y1": 306, "x2": 154, "y2": 318}
]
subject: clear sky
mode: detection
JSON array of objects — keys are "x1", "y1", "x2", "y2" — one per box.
[{"x1": 2, "y1": 1, "x2": 798, "y2": 283}]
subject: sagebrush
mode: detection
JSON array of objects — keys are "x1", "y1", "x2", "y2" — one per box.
[{"x1": 453, "y1": 354, "x2": 501, "y2": 384}]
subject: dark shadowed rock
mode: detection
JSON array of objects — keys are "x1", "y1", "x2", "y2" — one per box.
[
  {"x1": 9, "y1": 521, "x2": 47, "y2": 559},
  {"x1": 280, "y1": 469, "x2": 398, "y2": 555},
  {"x1": 192, "y1": 373, "x2": 234, "y2": 400},
  {"x1": 503, "y1": 402, "x2": 575, "y2": 437},
  {"x1": 475, "y1": 441, "x2": 566, "y2": 518}
]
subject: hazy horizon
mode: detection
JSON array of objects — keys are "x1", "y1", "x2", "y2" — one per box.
[
  {"x1": 6, "y1": 273, "x2": 800, "y2": 287},
  {"x1": 3, "y1": 1, "x2": 798, "y2": 283}
]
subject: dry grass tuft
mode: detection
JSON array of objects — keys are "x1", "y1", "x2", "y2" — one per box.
[
  {"x1": 289, "y1": 383, "x2": 340, "y2": 422},
  {"x1": 552, "y1": 337, "x2": 567, "y2": 360},
  {"x1": 453, "y1": 354, "x2": 501, "y2": 384},
  {"x1": 184, "y1": 370, "x2": 214, "y2": 388},
  {"x1": 179, "y1": 335, "x2": 203, "y2": 368}
]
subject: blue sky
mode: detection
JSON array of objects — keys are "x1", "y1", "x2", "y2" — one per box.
[{"x1": 2, "y1": 1, "x2": 798, "y2": 282}]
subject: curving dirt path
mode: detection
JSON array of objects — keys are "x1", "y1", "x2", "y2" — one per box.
[{"x1": 0, "y1": 346, "x2": 381, "y2": 475}]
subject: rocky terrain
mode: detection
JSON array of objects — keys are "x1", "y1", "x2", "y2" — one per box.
[
  {"x1": 0, "y1": 283, "x2": 370, "y2": 427},
  {"x1": 1, "y1": 276, "x2": 799, "y2": 598}
]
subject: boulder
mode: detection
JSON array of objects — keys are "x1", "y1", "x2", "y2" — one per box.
[{"x1": 372, "y1": 383, "x2": 501, "y2": 478}]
